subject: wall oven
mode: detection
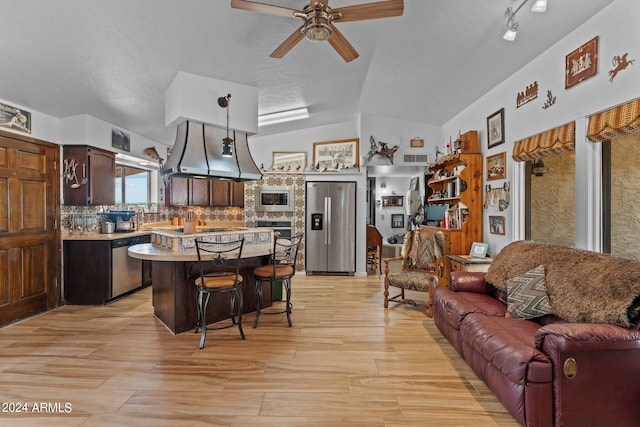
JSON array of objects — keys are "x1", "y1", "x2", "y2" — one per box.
[
  {"x1": 254, "y1": 186, "x2": 294, "y2": 212},
  {"x1": 256, "y1": 220, "x2": 293, "y2": 239}
]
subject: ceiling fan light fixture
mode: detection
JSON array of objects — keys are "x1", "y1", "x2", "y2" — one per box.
[{"x1": 303, "y1": 11, "x2": 332, "y2": 41}]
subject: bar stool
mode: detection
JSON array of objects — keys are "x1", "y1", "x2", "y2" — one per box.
[
  {"x1": 252, "y1": 234, "x2": 304, "y2": 328},
  {"x1": 194, "y1": 237, "x2": 245, "y2": 349}
]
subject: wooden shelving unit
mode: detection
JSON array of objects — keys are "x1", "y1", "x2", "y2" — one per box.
[{"x1": 423, "y1": 131, "x2": 482, "y2": 287}]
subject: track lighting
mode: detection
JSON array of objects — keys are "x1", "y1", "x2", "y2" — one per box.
[
  {"x1": 531, "y1": 0, "x2": 547, "y2": 13},
  {"x1": 503, "y1": 0, "x2": 546, "y2": 41}
]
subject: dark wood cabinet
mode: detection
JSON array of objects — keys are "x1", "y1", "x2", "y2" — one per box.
[
  {"x1": 230, "y1": 182, "x2": 245, "y2": 207},
  {"x1": 63, "y1": 145, "x2": 115, "y2": 206},
  {"x1": 210, "y1": 181, "x2": 244, "y2": 207},
  {"x1": 190, "y1": 179, "x2": 210, "y2": 206},
  {"x1": 64, "y1": 240, "x2": 111, "y2": 305},
  {"x1": 64, "y1": 235, "x2": 151, "y2": 305},
  {"x1": 166, "y1": 177, "x2": 210, "y2": 207},
  {"x1": 166, "y1": 178, "x2": 244, "y2": 208}
]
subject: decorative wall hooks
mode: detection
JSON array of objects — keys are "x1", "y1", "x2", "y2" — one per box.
[
  {"x1": 367, "y1": 136, "x2": 399, "y2": 164},
  {"x1": 609, "y1": 52, "x2": 635, "y2": 83},
  {"x1": 63, "y1": 158, "x2": 87, "y2": 189},
  {"x1": 516, "y1": 81, "x2": 539, "y2": 108},
  {"x1": 484, "y1": 182, "x2": 510, "y2": 211}
]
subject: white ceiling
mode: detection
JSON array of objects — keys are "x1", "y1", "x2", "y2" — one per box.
[{"x1": 0, "y1": 0, "x2": 613, "y2": 146}]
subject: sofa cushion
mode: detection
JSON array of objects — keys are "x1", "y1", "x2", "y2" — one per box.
[
  {"x1": 506, "y1": 265, "x2": 554, "y2": 320},
  {"x1": 461, "y1": 313, "x2": 552, "y2": 384},
  {"x1": 433, "y1": 287, "x2": 506, "y2": 329},
  {"x1": 387, "y1": 270, "x2": 436, "y2": 292}
]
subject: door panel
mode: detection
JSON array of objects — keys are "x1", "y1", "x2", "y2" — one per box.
[
  {"x1": 305, "y1": 182, "x2": 329, "y2": 272},
  {"x1": 327, "y1": 182, "x2": 356, "y2": 272},
  {"x1": 0, "y1": 131, "x2": 59, "y2": 327}
]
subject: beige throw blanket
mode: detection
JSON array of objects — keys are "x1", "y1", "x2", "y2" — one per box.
[{"x1": 485, "y1": 241, "x2": 640, "y2": 327}]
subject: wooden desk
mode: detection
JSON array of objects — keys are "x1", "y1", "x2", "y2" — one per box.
[{"x1": 448, "y1": 254, "x2": 493, "y2": 273}]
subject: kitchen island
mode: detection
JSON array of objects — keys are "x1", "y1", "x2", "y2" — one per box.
[{"x1": 128, "y1": 228, "x2": 274, "y2": 334}]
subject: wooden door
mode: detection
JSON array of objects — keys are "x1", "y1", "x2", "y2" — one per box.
[{"x1": 0, "y1": 130, "x2": 60, "y2": 327}]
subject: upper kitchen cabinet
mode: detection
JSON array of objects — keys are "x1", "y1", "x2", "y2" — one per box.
[
  {"x1": 165, "y1": 177, "x2": 210, "y2": 207},
  {"x1": 165, "y1": 178, "x2": 244, "y2": 208},
  {"x1": 63, "y1": 145, "x2": 115, "y2": 206},
  {"x1": 210, "y1": 181, "x2": 244, "y2": 208}
]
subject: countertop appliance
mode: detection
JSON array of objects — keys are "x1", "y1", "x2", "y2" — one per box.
[
  {"x1": 305, "y1": 181, "x2": 356, "y2": 275},
  {"x1": 111, "y1": 235, "x2": 148, "y2": 299},
  {"x1": 101, "y1": 210, "x2": 136, "y2": 232}
]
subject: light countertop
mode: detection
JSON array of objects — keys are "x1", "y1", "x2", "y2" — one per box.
[
  {"x1": 62, "y1": 230, "x2": 152, "y2": 241},
  {"x1": 128, "y1": 243, "x2": 272, "y2": 262}
]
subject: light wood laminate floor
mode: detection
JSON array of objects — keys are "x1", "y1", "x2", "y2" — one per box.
[{"x1": 0, "y1": 273, "x2": 519, "y2": 426}]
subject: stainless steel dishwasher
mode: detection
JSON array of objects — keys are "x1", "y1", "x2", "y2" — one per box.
[{"x1": 111, "y1": 235, "x2": 148, "y2": 299}]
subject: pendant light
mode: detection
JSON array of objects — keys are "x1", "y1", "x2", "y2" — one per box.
[{"x1": 218, "y1": 94, "x2": 234, "y2": 158}]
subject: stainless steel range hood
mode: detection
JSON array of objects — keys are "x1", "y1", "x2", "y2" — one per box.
[{"x1": 162, "y1": 121, "x2": 262, "y2": 182}]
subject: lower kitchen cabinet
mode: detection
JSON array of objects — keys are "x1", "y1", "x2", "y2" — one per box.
[{"x1": 64, "y1": 235, "x2": 151, "y2": 305}]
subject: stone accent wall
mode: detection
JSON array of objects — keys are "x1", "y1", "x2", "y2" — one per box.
[
  {"x1": 244, "y1": 173, "x2": 306, "y2": 271},
  {"x1": 530, "y1": 152, "x2": 575, "y2": 246},
  {"x1": 611, "y1": 133, "x2": 640, "y2": 260}
]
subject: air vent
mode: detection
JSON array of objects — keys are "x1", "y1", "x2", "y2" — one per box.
[{"x1": 403, "y1": 154, "x2": 429, "y2": 163}]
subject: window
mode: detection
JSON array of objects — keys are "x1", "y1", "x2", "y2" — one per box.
[
  {"x1": 115, "y1": 164, "x2": 150, "y2": 205},
  {"x1": 603, "y1": 133, "x2": 640, "y2": 260}
]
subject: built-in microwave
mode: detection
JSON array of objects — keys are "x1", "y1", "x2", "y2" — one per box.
[{"x1": 254, "y1": 186, "x2": 295, "y2": 212}]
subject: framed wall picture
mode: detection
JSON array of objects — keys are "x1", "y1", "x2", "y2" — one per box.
[
  {"x1": 487, "y1": 108, "x2": 505, "y2": 148},
  {"x1": 489, "y1": 215, "x2": 506, "y2": 235},
  {"x1": 565, "y1": 36, "x2": 599, "y2": 89},
  {"x1": 486, "y1": 152, "x2": 506, "y2": 181},
  {"x1": 313, "y1": 138, "x2": 359, "y2": 171},
  {"x1": 112, "y1": 128, "x2": 131, "y2": 152},
  {"x1": 391, "y1": 214, "x2": 405, "y2": 228},
  {"x1": 272, "y1": 151, "x2": 306, "y2": 172},
  {"x1": 409, "y1": 176, "x2": 419, "y2": 191},
  {"x1": 0, "y1": 102, "x2": 31, "y2": 134},
  {"x1": 410, "y1": 137, "x2": 424, "y2": 148},
  {"x1": 469, "y1": 242, "x2": 489, "y2": 258}
]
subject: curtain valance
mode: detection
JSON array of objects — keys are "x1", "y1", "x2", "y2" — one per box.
[
  {"x1": 512, "y1": 121, "x2": 575, "y2": 162},
  {"x1": 587, "y1": 98, "x2": 640, "y2": 142}
]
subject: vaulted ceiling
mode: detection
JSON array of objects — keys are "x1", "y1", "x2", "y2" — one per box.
[{"x1": 0, "y1": 0, "x2": 614, "y2": 145}]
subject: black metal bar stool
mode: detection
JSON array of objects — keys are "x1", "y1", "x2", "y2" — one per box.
[
  {"x1": 253, "y1": 234, "x2": 304, "y2": 328},
  {"x1": 194, "y1": 237, "x2": 245, "y2": 349}
]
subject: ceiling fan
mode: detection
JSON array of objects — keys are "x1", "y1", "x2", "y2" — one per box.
[{"x1": 230, "y1": 0, "x2": 404, "y2": 62}]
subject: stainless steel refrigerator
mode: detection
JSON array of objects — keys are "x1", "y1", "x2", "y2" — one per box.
[{"x1": 306, "y1": 181, "x2": 356, "y2": 275}]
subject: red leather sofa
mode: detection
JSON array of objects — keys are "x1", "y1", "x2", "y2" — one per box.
[{"x1": 432, "y1": 241, "x2": 640, "y2": 427}]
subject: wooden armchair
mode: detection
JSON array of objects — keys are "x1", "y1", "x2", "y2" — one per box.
[{"x1": 383, "y1": 228, "x2": 444, "y2": 317}]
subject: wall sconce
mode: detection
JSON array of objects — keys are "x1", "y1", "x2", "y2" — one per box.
[{"x1": 532, "y1": 159, "x2": 549, "y2": 176}]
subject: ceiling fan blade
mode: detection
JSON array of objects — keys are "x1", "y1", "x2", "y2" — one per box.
[
  {"x1": 270, "y1": 25, "x2": 305, "y2": 58},
  {"x1": 327, "y1": 25, "x2": 359, "y2": 62},
  {"x1": 333, "y1": 0, "x2": 404, "y2": 23},
  {"x1": 230, "y1": 0, "x2": 300, "y2": 18}
]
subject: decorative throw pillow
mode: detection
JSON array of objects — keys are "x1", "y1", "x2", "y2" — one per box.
[{"x1": 506, "y1": 265, "x2": 554, "y2": 320}]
